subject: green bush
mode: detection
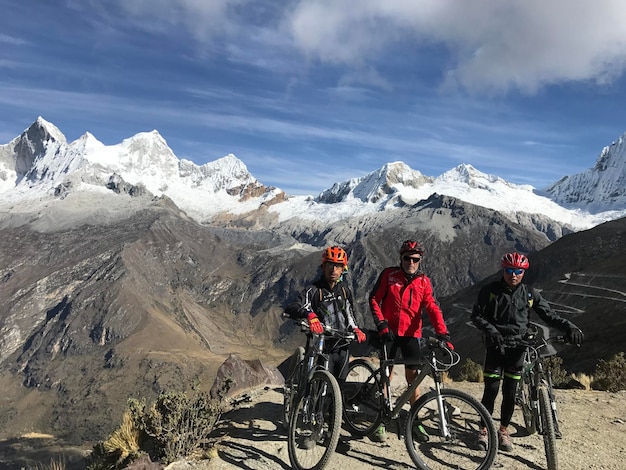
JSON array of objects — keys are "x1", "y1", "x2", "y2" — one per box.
[
  {"x1": 457, "y1": 358, "x2": 484, "y2": 383},
  {"x1": 592, "y1": 352, "x2": 626, "y2": 392}
]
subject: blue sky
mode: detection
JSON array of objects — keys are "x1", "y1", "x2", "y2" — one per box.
[{"x1": 2, "y1": 1, "x2": 626, "y2": 195}]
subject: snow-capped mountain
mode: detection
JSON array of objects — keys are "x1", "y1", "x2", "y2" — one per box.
[
  {"x1": 545, "y1": 132, "x2": 626, "y2": 212},
  {"x1": 283, "y1": 161, "x2": 622, "y2": 230},
  {"x1": 317, "y1": 162, "x2": 432, "y2": 205},
  {"x1": 0, "y1": 117, "x2": 285, "y2": 221},
  {"x1": 1, "y1": 117, "x2": 625, "y2": 231}
]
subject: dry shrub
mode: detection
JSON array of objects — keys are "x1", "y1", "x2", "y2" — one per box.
[
  {"x1": 37, "y1": 457, "x2": 66, "y2": 470},
  {"x1": 457, "y1": 358, "x2": 483, "y2": 383},
  {"x1": 88, "y1": 379, "x2": 231, "y2": 469},
  {"x1": 592, "y1": 352, "x2": 626, "y2": 392},
  {"x1": 571, "y1": 372, "x2": 593, "y2": 391},
  {"x1": 130, "y1": 390, "x2": 224, "y2": 464},
  {"x1": 544, "y1": 355, "x2": 568, "y2": 387},
  {"x1": 102, "y1": 411, "x2": 141, "y2": 466}
]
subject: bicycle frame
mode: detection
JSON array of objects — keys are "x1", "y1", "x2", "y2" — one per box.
[
  {"x1": 284, "y1": 315, "x2": 355, "y2": 418},
  {"x1": 518, "y1": 335, "x2": 563, "y2": 436},
  {"x1": 343, "y1": 335, "x2": 498, "y2": 470},
  {"x1": 376, "y1": 338, "x2": 457, "y2": 438},
  {"x1": 297, "y1": 321, "x2": 355, "y2": 390},
  {"x1": 508, "y1": 330, "x2": 569, "y2": 470}
]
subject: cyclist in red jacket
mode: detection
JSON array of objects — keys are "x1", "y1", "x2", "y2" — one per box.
[{"x1": 369, "y1": 240, "x2": 452, "y2": 442}]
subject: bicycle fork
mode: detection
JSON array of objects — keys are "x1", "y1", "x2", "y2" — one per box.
[
  {"x1": 301, "y1": 335, "x2": 329, "y2": 427},
  {"x1": 432, "y1": 374, "x2": 452, "y2": 439}
]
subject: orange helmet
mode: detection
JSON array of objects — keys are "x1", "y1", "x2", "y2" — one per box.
[
  {"x1": 322, "y1": 246, "x2": 348, "y2": 266},
  {"x1": 399, "y1": 240, "x2": 424, "y2": 255},
  {"x1": 501, "y1": 252, "x2": 530, "y2": 269}
]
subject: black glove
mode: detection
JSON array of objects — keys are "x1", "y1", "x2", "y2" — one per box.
[
  {"x1": 436, "y1": 333, "x2": 454, "y2": 351},
  {"x1": 376, "y1": 320, "x2": 395, "y2": 343},
  {"x1": 566, "y1": 325, "x2": 584, "y2": 346},
  {"x1": 487, "y1": 331, "x2": 504, "y2": 347}
]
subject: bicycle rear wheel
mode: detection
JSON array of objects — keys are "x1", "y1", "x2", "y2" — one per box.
[
  {"x1": 405, "y1": 388, "x2": 497, "y2": 470},
  {"x1": 538, "y1": 386, "x2": 558, "y2": 470},
  {"x1": 342, "y1": 358, "x2": 383, "y2": 437},
  {"x1": 288, "y1": 369, "x2": 342, "y2": 470},
  {"x1": 283, "y1": 346, "x2": 306, "y2": 429}
]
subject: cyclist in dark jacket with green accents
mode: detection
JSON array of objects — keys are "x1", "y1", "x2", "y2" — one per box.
[{"x1": 471, "y1": 252, "x2": 583, "y2": 453}]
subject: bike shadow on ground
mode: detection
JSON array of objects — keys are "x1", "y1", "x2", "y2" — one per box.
[
  {"x1": 211, "y1": 398, "x2": 285, "y2": 441},
  {"x1": 213, "y1": 440, "x2": 291, "y2": 470},
  {"x1": 333, "y1": 434, "x2": 417, "y2": 470},
  {"x1": 209, "y1": 390, "x2": 292, "y2": 469}
]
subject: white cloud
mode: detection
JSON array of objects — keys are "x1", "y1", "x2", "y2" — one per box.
[
  {"x1": 285, "y1": 0, "x2": 626, "y2": 93},
  {"x1": 80, "y1": 1, "x2": 626, "y2": 95}
]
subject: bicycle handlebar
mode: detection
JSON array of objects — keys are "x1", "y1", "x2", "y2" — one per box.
[
  {"x1": 499, "y1": 334, "x2": 569, "y2": 359},
  {"x1": 372, "y1": 333, "x2": 460, "y2": 371},
  {"x1": 501, "y1": 334, "x2": 567, "y2": 349},
  {"x1": 282, "y1": 312, "x2": 356, "y2": 341}
]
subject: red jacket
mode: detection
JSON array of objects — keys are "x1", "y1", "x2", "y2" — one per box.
[{"x1": 369, "y1": 267, "x2": 448, "y2": 338}]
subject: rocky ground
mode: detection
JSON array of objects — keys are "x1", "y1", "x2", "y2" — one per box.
[{"x1": 200, "y1": 377, "x2": 626, "y2": 470}]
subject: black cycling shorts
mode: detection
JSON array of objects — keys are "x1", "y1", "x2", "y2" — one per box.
[
  {"x1": 483, "y1": 345, "x2": 525, "y2": 380},
  {"x1": 389, "y1": 336, "x2": 423, "y2": 371}
]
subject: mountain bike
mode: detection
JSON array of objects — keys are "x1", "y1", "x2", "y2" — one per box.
[
  {"x1": 282, "y1": 314, "x2": 355, "y2": 470},
  {"x1": 342, "y1": 335, "x2": 498, "y2": 470},
  {"x1": 507, "y1": 326, "x2": 569, "y2": 470}
]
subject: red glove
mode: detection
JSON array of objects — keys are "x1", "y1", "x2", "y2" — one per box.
[
  {"x1": 307, "y1": 312, "x2": 324, "y2": 335},
  {"x1": 354, "y1": 327, "x2": 366, "y2": 343}
]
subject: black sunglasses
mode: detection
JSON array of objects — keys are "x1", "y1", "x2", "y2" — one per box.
[{"x1": 402, "y1": 256, "x2": 421, "y2": 263}]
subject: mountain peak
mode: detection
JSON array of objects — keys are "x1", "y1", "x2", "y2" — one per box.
[
  {"x1": 316, "y1": 161, "x2": 430, "y2": 205},
  {"x1": 546, "y1": 132, "x2": 626, "y2": 212},
  {"x1": 32, "y1": 116, "x2": 67, "y2": 144},
  {"x1": 204, "y1": 154, "x2": 249, "y2": 175}
]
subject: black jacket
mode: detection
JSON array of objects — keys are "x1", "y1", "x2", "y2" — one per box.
[
  {"x1": 471, "y1": 279, "x2": 574, "y2": 341},
  {"x1": 285, "y1": 277, "x2": 359, "y2": 332}
]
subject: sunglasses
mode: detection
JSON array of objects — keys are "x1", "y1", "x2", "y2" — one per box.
[
  {"x1": 402, "y1": 256, "x2": 421, "y2": 263},
  {"x1": 504, "y1": 267, "x2": 525, "y2": 275}
]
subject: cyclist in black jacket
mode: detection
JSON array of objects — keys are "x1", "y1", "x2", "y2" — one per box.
[
  {"x1": 285, "y1": 246, "x2": 366, "y2": 382},
  {"x1": 471, "y1": 252, "x2": 583, "y2": 452}
]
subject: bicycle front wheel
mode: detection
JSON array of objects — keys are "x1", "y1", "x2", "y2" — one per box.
[
  {"x1": 405, "y1": 388, "x2": 498, "y2": 470},
  {"x1": 283, "y1": 346, "x2": 306, "y2": 429},
  {"x1": 288, "y1": 369, "x2": 342, "y2": 470},
  {"x1": 517, "y1": 375, "x2": 537, "y2": 435},
  {"x1": 342, "y1": 358, "x2": 383, "y2": 437},
  {"x1": 538, "y1": 386, "x2": 558, "y2": 470}
]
